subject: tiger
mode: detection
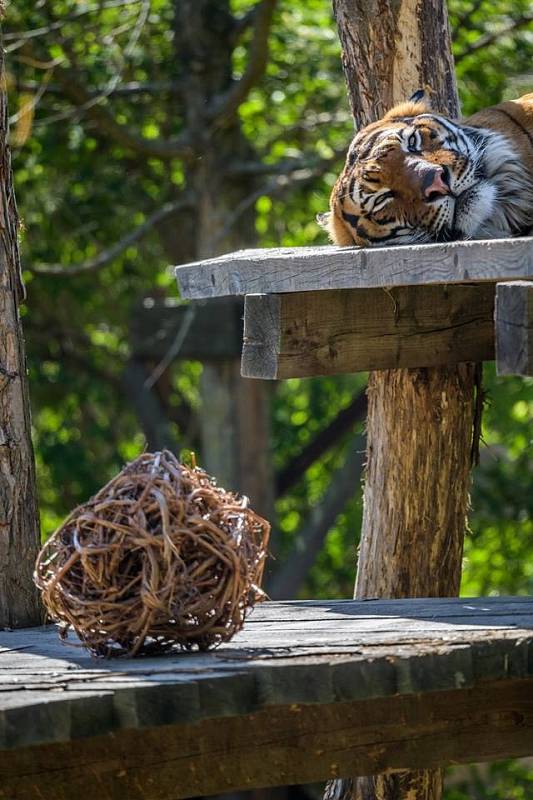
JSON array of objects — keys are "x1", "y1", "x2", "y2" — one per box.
[{"x1": 319, "y1": 91, "x2": 533, "y2": 247}]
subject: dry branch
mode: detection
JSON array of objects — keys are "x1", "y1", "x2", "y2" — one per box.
[{"x1": 35, "y1": 451, "x2": 270, "y2": 657}]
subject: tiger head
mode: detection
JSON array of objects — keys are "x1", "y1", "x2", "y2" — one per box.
[{"x1": 320, "y1": 91, "x2": 533, "y2": 247}]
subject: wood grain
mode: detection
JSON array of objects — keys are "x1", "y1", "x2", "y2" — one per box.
[
  {"x1": 1, "y1": 679, "x2": 532, "y2": 800},
  {"x1": 242, "y1": 284, "x2": 495, "y2": 379},
  {"x1": 495, "y1": 280, "x2": 533, "y2": 376},
  {"x1": 175, "y1": 237, "x2": 533, "y2": 299},
  {"x1": 332, "y1": 10, "x2": 465, "y2": 793}
]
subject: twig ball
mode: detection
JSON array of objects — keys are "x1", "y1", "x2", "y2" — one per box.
[{"x1": 34, "y1": 450, "x2": 270, "y2": 657}]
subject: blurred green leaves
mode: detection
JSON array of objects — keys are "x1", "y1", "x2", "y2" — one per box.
[{"x1": 4, "y1": 0, "x2": 532, "y2": 596}]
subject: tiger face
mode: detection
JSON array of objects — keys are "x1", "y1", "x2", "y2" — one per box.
[{"x1": 321, "y1": 94, "x2": 533, "y2": 247}]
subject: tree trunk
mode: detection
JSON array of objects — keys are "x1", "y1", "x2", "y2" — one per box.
[
  {"x1": 200, "y1": 362, "x2": 274, "y2": 520},
  {"x1": 0, "y1": 38, "x2": 41, "y2": 628},
  {"x1": 328, "y1": 2, "x2": 476, "y2": 799},
  {"x1": 173, "y1": 0, "x2": 274, "y2": 524},
  {"x1": 333, "y1": 0, "x2": 459, "y2": 125}
]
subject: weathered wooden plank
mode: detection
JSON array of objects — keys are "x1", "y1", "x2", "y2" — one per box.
[
  {"x1": 246, "y1": 595, "x2": 533, "y2": 618},
  {"x1": 175, "y1": 237, "x2": 533, "y2": 299},
  {"x1": 495, "y1": 280, "x2": 533, "y2": 376},
  {"x1": 242, "y1": 284, "x2": 495, "y2": 379},
  {"x1": 130, "y1": 296, "x2": 243, "y2": 360},
  {"x1": 1, "y1": 679, "x2": 532, "y2": 800},
  {"x1": 0, "y1": 597, "x2": 532, "y2": 753}
]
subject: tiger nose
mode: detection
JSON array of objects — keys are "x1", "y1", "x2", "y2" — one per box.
[{"x1": 422, "y1": 167, "x2": 450, "y2": 199}]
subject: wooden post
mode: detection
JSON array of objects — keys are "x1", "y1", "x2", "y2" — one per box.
[
  {"x1": 0, "y1": 38, "x2": 41, "y2": 628},
  {"x1": 495, "y1": 281, "x2": 533, "y2": 377},
  {"x1": 200, "y1": 362, "x2": 274, "y2": 521},
  {"x1": 329, "y1": 2, "x2": 474, "y2": 798}
]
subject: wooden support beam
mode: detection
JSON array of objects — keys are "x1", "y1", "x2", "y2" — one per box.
[
  {"x1": 130, "y1": 296, "x2": 243, "y2": 361},
  {"x1": 1, "y1": 679, "x2": 532, "y2": 800},
  {"x1": 0, "y1": 597, "x2": 532, "y2": 799},
  {"x1": 175, "y1": 237, "x2": 533, "y2": 300},
  {"x1": 242, "y1": 284, "x2": 496, "y2": 379},
  {"x1": 495, "y1": 280, "x2": 533, "y2": 377},
  {"x1": 329, "y1": 4, "x2": 473, "y2": 798}
]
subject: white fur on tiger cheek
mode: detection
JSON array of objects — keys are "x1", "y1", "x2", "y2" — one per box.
[{"x1": 454, "y1": 180, "x2": 497, "y2": 238}]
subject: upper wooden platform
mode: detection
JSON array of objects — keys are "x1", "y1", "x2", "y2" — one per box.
[
  {"x1": 1, "y1": 597, "x2": 532, "y2": 799},
  {"x1": 174, "y1": 238, "x2": 533, "y2": 378},
  {"x1": 175, "y1": 237, "x2": 533, "y2": 298}
]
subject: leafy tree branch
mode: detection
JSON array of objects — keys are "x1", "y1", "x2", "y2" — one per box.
[
  {"x1": 453, "y1": 0, "x2": 486, "y2": 33},
  {"x1": 29, "y1": 198, "x2": 193, "y2": 277},
  {"x1": 49, "y1": 65, "x2": 193, "y2": 160},
  {"x1": 208, "y1": 0, "x2": 278, "y2": 126},
  {"x1": 455, "y1": 13, "x2": 533, "y2": 63}
]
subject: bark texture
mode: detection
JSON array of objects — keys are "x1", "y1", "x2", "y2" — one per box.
[
  {"x1": 333, "y1": 0, "x2": 460, "y2": 125},
  {"x1": 0, "y1": 42, "x2": 41, "y2": 628},
  {"x1": 329, "y1": 1, "x2": 476, "y2": 798},
  {"x1": 355, "y1": 366, "x2": 474, "y2": 600}
]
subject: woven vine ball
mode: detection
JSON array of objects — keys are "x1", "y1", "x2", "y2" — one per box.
[{"x1": 34, "y1": 450, "x2": 270, "y2": 657}]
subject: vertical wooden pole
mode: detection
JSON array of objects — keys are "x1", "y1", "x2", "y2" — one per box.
[
  {"x1": 328, "y1": 2, "x2": 475, "y2": 799},
  {"x1": 0, "y1": 35, "x2": 41, "y2": 628},
  {"x1": 200, "y1": 362, "x2": 274, "y2": 521}
]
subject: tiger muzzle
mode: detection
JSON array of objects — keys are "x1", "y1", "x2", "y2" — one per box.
[
  {"x1": 422, "y1": 167, "x2": 451, "y2": 200},
  {"x1": 406, "y1": 159, "x2": 451, "y2": 201}
]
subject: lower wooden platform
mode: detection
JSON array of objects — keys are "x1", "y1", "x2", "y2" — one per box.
[{"x1": 1, "y1": 597, "x2": 532, "y2": 799}]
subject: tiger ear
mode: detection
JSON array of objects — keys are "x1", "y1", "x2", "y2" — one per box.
[
  {"x1": 317, "y1": 210, "x2": 355, "y2": 246},
  {"x1": 409, "y1": 88, "x2": 426, "y2": 104},
  {"x1": 316, "y1": 211, "x2": 331, "y2": 229},
  {"x1": 385, "y1": 89, "x2": 431, "y2": 120}
]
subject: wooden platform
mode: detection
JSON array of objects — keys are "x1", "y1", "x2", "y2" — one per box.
[
  {"x1": 175, "y1": 237, "x2": 533, "y2": 298},
  {"x1": 1, "y1": 597, "x2": 532, "y2": 799},
  {"x1": 174, "y1": 237, "x2": 533, "y2": 378}
]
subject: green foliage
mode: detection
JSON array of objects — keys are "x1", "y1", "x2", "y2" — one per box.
[
  {"x1": 6, "y1": 0, "x2": 531, "y2": 575},
  {"x1": 449, "y1": 0, "x2": 533, "y2": 114},
  {"x1": 272, "y1": 374, "x2": 366, "y2": 598},
  {"x1": 463, "y1": 367, "x2": 533, "y2": 596},
  {"x1": 445, "y1": 759, "x2": 533, "y2": 800}
]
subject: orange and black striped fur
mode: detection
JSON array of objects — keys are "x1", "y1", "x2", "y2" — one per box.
[{"x1": 320, "y1": 92, "x2": 533, "y2": 247}]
